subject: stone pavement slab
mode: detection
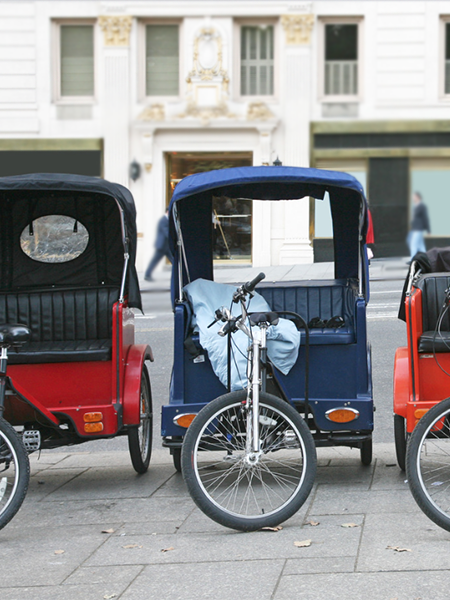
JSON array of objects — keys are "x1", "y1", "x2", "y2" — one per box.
[{"x1": 1, "y1": 443, "x2": 450, "y2": 600}]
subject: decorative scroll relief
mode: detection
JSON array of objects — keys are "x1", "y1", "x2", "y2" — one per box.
[
  {"x1": 99, "y1": 15, "x2": 132, "y2": 46},
  {"x1": 247, "y1": 102, "x2": 274, "y2": 121},
  {"x1": 281, "y1": 14, "x2": 314, "y2": 45},
  {"x1": 138, "y1": 104, "x2": 165, "y2": 122},
  {"x1": 186, "y1": 27, "x2": 229, "y2": 91}
]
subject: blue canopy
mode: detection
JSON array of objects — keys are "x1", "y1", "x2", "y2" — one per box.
[{"x1": 169, "y1": 166, "x2": 368, "y2": 298}]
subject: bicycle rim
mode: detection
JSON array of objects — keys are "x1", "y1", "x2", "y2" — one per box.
[
  {"x1": 0, "y1": 430, "x2": 21, "y2": 520},
  {"x1": 192, "y1": 400, "x2": 309, "y2": 520},
  {"x1": 414, "y1": 406, "x2": 450, "y2": 524}
]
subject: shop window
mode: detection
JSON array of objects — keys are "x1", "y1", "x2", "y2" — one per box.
[
  {"x1": 58, "y1": 24, "x2": 94, "y2": 98},
  {"x1": 411, "y1": 161, "x2": 450, "y2": 237},
  {"x1": 240, "y1": 25, "x2": 274, "y2": 96},
  {"x1": 146, "y1": 24, "x2": 179, "y2": 96}
]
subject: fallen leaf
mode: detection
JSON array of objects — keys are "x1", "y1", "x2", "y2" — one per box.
[
  {"x1": 38, "y1": 481, "x2": 45, "y2": 485},
  {"x1": 341, "y1": 523, "x2": 359, "y2": 528},
  {"x1": 54, "y1": 549, "x2": 65, "y2": 555},
  {"x1": 294, "y1": 540, "x2": 311, "y2": 548},
  {"x1": 104, "y1": 595, "x2": 117, "y2": 600},
  {"x1": 261, "y1": 526, "x2": 283, "y2": 531},
  {"x1": 102, "y1": 528, "x2": 115, "y2": 534},
  {"x1": 122, "y1": 544, "x2": 142, "y2": 549},
  {"x1": 386, "y1": 545, "x2": 411, "y2": 553},
  {"x1": 161, "y1": 546, "x2": 175, "y2": 553},
  {"x1": 304, "y1": 520, "x2": 320, "y2": 527}
]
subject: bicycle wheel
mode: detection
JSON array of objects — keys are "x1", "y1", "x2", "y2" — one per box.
[
  {"x1": 181, "y1": 391, "x2": 317, "y2": 532},
  {"x1": 128, "y1": 365, "x2": 153, "y2": 474},
  {"x1": 0, "y1": 417, "x2": 30, "y2": 530},
  {"x1": 406, "y1": 397, "x2": 450, "y2": 531}
]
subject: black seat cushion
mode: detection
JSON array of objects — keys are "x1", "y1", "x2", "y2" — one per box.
[
  {"x1": 0, "y1": 287, "x2": 118, "y2": 363},
  {"x1": 418, "y1": 331, "x2": 450, "y2": 354}
]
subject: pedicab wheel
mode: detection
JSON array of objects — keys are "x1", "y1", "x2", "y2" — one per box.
[
  {"x1": 0, "y1": 417, "x2": 30, "y2": 530},
  {"x1": 406, "y1": 397, "x2": 450, "y2": 532},
  {"x1": 394, "y1": 414, "x2": 407, "y2": 471},
  {"x1": 128, "y1": 365, "x2": 153, "y2": 474},
  {"x1": 360, "y1": 438, "x2": 372, "y2": 466},
  {"x1": 172, "y1": 448, "x2": 182, "y2": 473},
  {"x1": 181, "y1": 391, "x2": 317, "y2": 532}
]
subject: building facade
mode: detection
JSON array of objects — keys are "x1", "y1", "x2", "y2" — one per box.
[{"x1": 1, "y1": 1, "x2": 450, "y2": 269}]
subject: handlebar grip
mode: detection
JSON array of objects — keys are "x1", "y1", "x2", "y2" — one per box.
[
  {"x1": 218, "y1": 319, "x2": 236, "y2": 337},
  {"x1": 243, "y1": 272, "x2": 266, "y2": 294}
]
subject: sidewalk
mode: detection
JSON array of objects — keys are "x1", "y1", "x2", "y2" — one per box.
[
  {"x1": 139, "y1": 257, "x2": 409, "y2": 293},
  {"x1": 2, "y1": 444, "x2": 448, "y2": 600}
]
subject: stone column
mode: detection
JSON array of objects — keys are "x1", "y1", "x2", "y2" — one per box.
[
  {"x1": 279, "y1": 14, "x2": 314, "y2": 265},
  {"x1": 99, "y1": 15, "x2": 132, "y2": 186}
]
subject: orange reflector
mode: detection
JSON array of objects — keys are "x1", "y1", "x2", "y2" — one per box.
[
  {"x1": 84, "y1": 422, "x2": 104, "y2": 433},
  {"x1": 84, "y1": 412, "x2": 103, "y2": 423},
  {"x1": 414, "y1": 409, "x2": 429, "y2": 420},
  {"x1": 173, "y1": 413, "x2": 197, "y2": 428},
  {"x1": 325, "y1": 408, "x2": 359, "y2": 423}
]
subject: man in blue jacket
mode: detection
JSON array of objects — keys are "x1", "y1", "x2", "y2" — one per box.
[
  {"x1": 408, "y1": 192, "x2": 430, "y2": 259},
  {"x1": 144, "y1": 208, "x2": 173, "y2": 281}
]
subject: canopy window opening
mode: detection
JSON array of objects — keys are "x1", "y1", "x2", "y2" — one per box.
[{"x1": 166, "y1": 151, "x2": 253, "y2": 262}]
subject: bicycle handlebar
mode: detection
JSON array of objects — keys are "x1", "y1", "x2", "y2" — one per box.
[{"x1": 243, "y1": 272, "x2": 266, "y2": 294}]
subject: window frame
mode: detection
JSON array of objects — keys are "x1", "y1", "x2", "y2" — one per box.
[
  {"x1": 52, "y1": 19, "x2": 97, "y2": 104},
  {"x1": 440, "y1": 16, "x2": 450, "y2": 100},
  {"x1": 234, "y1": 18, "x2": 278, "y2": 102},
  {"x1": 139, "y1": 19, "x2": 182, "y2": 102},
  {"x1": 318, "y1": 16, "x2": 363, "y2": 103}
]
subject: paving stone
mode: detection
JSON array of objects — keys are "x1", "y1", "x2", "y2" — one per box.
[
  {"x1": 121, "y1": 560, "x2": 285, "y2": 600},
  {"x1": 357, "y1": 512, "x2": 450, "y2": 572},
  {"x1": 274, "y1": 571, "x2": 450, "y2": 600},
  {"x1": 284, "y1": 556, "x2": 356, "y2": 575},
  {"x1": 0, "y1": 525, "x2": 107, "y2": 588},
  {"x1": 310, "y1": 485, "x2": 418, "y2": 515},
  {"x1": 0, "y1": 583, "x2": 133, "y2": 600},
  {"x1": 63, "y1": 564, "x2": 143, "y2": 586},
  {"x1": 85, "y1": 521, "x2": 361, "y2": 567},
  {"x1": 43, "y1": 463, "x2": 173, "y2": 500}
]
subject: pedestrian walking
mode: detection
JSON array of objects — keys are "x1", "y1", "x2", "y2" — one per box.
[
  {"x1": 407, "y1": 192, "x2": 430, "y2": 259},
  {"x1": 144, "y1": 208, "x2": 173, "y2": 281}
]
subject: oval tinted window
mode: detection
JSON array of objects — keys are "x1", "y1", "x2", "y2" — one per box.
[{"x1": 20, "y1": 215, "x2": 89, "y2": 263}]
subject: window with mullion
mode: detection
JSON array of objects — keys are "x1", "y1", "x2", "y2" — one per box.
[
  {"x1": 324, "y1": 24, "x2": 358, "y2": 96},
  {"x1": 60, "y1": 25, "x2": 94, "y2": 97},
  {"x1": 445, "y1": 23, "x2": 450, "y2": 94},
  {"x1": 146, "y1": 24, "x2": 179, "y2": 96},
  {"x1": 241, "y1": 26, "x2": 274, "y2": 96}
]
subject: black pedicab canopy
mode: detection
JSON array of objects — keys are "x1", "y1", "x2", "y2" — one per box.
[
  {"x1": 0, "y1": 173, "x2": 141, "y2": 310},
  {"x1": 168, "y1": 166, "x2": 368, "y2": 300}
]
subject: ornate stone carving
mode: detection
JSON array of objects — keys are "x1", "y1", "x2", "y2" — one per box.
[
  {"x1": 247, "y1": 102, "x2": 274, "y2": 121},
  {"x1": 186, "y1": 27, "x2": 229, "y2": 91},
  {"x1": 138, "y1": 104, "x2": 165, "y2": 122},
  {"x1": 281, "y1": 14, "x2": 314, "y2": 45},
  {"x1": 99, "y1": 15, "x2": 132, "y2": 46},
  {"x1": 178, "y1": 101, "x2": 235, "y2": 126}
]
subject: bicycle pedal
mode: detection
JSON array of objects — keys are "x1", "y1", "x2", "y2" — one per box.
[{"x1": 22, "y1": 429, "x2": 41, "y2": 453}]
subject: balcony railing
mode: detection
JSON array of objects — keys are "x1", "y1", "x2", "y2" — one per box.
[{"x1": 325, "y1": 60, "x2": 358, "y2": 96}]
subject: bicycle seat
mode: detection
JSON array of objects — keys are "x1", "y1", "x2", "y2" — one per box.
[
  {"x1": 0, "y1": 324, "x2": 31, "y2": 348},
  {"x1": 249, "y1": 312, "x2": 279, "y2": 326}
]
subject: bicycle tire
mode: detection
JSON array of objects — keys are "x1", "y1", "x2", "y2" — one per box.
[
  {"x1": 360, "y1": 438, "x2": 372, "y2": 466},
  {"x1": 406, "y1": 397, "x2": 450, "y2": 531},
  {"x1": 181, "y1": 391, "x2": 317, "y2": 532},
  {"x1": 172, "y1": 448, "x2": 182, "y2": 473},
  {"x1": 394, "y1": 414, "x2": 407, "y2": 471},
  {"x1": 128, "y1": 365, "x2": 153, "y2": 474},
  {"x1": 0, "y1": 417, "x2": 30, "y2": 531}
]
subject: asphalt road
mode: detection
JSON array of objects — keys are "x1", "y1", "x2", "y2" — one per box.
[{"x1": 64, "y1": 277, "x2": 408, "y2": 456}]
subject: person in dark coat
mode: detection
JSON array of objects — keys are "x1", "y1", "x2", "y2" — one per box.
[
  {"x1": 144, "y1": 208, "x2": 173, "y2": 281},
  {"x1": 408, "y1": 192, "x2": 430, "y2": 259}
]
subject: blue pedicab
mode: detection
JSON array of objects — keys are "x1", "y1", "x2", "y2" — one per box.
[{"x1": 161, "y1": 166, "x2": 373, "y2": 530}]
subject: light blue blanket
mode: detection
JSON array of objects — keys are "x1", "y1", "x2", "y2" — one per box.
[{"x1": 184, "y1": 279, "x2": 300, "y2": 391}]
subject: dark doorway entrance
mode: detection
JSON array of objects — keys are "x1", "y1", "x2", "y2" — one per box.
[{"x1": 368, "y1": 158, "x2": 409, "y2": 257}]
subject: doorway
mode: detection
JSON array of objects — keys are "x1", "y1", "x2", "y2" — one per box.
[{"x1": 166, "y1": 152, "x2": 253, "y2": 261}]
